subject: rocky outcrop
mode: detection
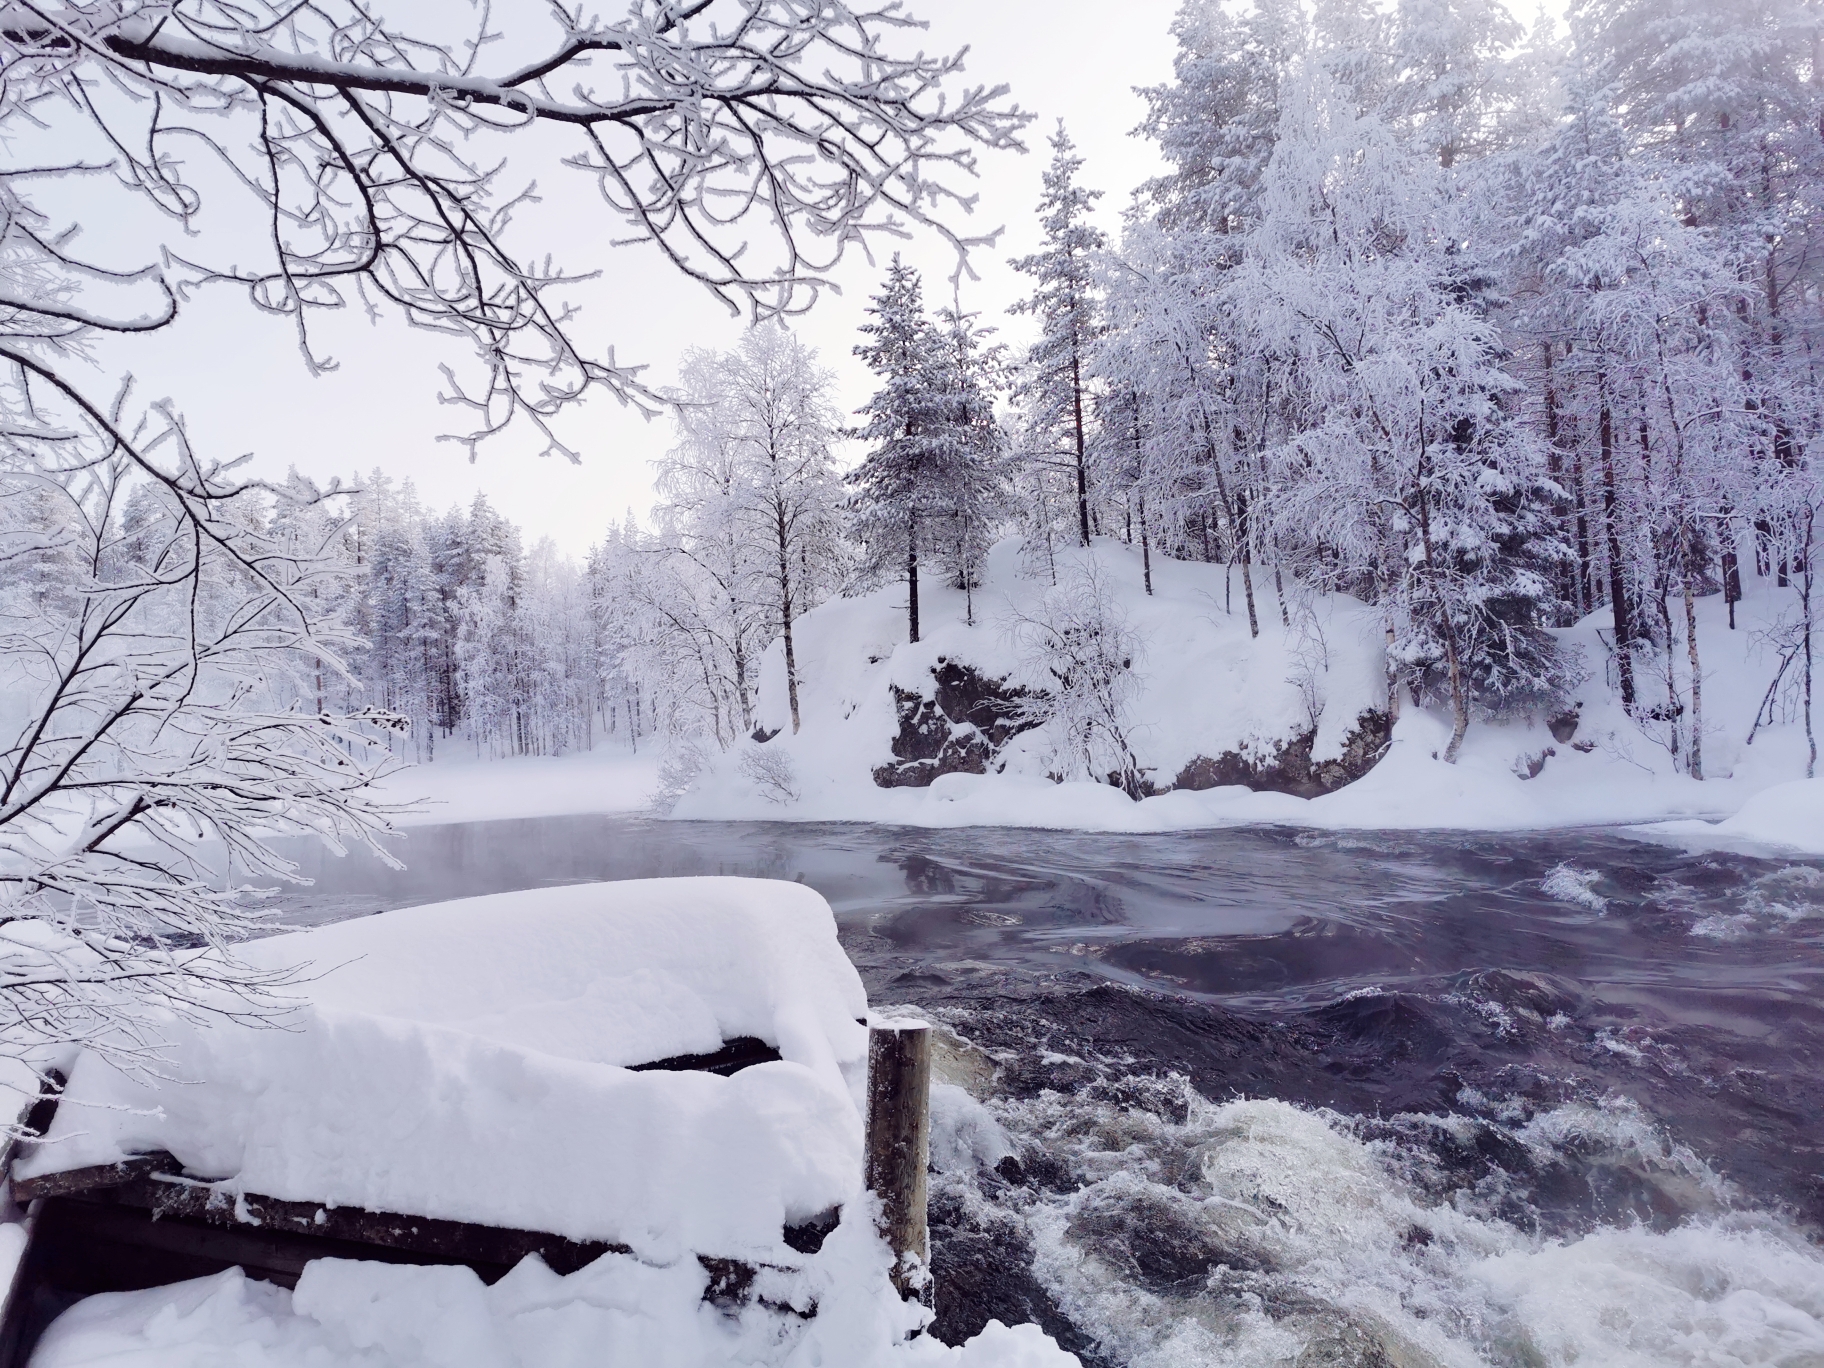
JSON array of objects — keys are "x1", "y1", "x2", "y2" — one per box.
[
  {"x1": 1171, "y1": 709, "x2": 1391, "y2": 799},
  {"x1": 872, "y1": 660, "x2": 1042, "y2": 789}
]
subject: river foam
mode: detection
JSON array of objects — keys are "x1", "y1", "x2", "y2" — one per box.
[{"x1": 940, "y1": 1079, "x2": 1824, "y2": 1368}]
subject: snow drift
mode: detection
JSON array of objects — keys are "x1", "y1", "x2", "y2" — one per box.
[{"x1": 11, "y1": 878, "x2": 1086, "y2": 1367}]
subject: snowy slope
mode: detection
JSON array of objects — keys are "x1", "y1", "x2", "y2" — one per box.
[{"x1": 675, "y1": 538, "x2": 1821, "y2": 839}]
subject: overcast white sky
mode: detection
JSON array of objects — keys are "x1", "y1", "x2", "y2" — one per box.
[{"x1": 78, "y1": 1, "x2": 1182, "y2": 553}]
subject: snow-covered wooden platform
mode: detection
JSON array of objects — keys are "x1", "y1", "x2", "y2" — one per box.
[
  {"x1": 0, "y1": 879, "x2": 894, "y2": 1366},
  {"x1": 12, "y1": 878, "x2": 870, "y2": 1261}
]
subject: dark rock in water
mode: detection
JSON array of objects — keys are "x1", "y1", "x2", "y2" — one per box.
[
  {"x1": 873, "y1": 661, "x2": 1042, "y2": 789},
  {"x1": 1066, "y1": 1185, "x2": 1270, "y2": 1290},
  {"x1": 1463, "y1": 968, "x2": 1589, "y2": 1022},
  {"x1": 1290, "y1": 1316, "x2": 1423, "y2": 1368},
  {"x1": 1313, "y1": 992, "x2": 1459, "y2": 1064},
  {"x1": 927, "y1": 1186, "x2": 1107, "y2": 1364},
  {"x1": 1172, "y1": 709, "x2": 1391, "y2": 799}
]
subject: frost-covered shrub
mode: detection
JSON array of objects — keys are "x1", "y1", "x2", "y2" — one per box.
[
  {"x1": 649, "y1": 736, "x2": 713, "y2": 815},
  {"x1": 738, "y1": 744, "x2": 801, "y2": 805},
  {"x1": 1007, "y1": 559, "x2": 1147, "y2": 799}
]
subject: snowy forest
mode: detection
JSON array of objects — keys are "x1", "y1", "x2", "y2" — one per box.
[
  {"x1": 8, "y1": 4, "x2": 1824, "y2": 1367},
  {"x1": 324, "y1": 0, "x2": 1821, "y2": 785}
]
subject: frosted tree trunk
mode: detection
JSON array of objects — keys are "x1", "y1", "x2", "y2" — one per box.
[
  {"x1": 776, "y1": 505, "x2": 802, "y2": 734},
  {"x1": 1415, "y1": 423, "x2": 1470, "y2": 763},
  {"x1": 1070, "y1": 343, "x2": 1091, "y2": 547},
  {"x1": 1139, "y1": 492, "x2": 1154, "y2": 597},
  {"x1": 1805, "y1": 510, "x2": 1817, "y2": 778},
  {"x1": 1600, "y1": 395, "x2": 1637, "y2": 711},
  {"x1": 907, "y1": 508, "x2": 921, "y2": 644},
  {"x1": 1682, "y1": 567, "x2": 1704, "y2": 780},
  {"x1": 1206, "y1": 422, "x2": 1257, "y2": 638}
]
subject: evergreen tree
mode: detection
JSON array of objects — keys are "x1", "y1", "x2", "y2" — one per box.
[
  {"x1": 1011, "y1": 124, "x2": 1108, "y2": 549},
  {"x1": 847, "y1": 258, "x2": 952, "y2": 644},
  {"x1": 932, "y1": 304, "x2": 1015, "y2": 625}
]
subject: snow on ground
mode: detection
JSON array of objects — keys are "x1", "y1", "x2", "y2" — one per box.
[
  {"x1": 27, "y1": 1230, "x2": 1073, "y2": 1368},
  {"x1": 372, "y1": 747, "x2": 659, "y2": 827},
  {"x1": 1629, "y1": 777, "x2": 1824, "y2": 858},
  {"x1": 666, "y1": 537, "x2": 1818, "y2": 838}
]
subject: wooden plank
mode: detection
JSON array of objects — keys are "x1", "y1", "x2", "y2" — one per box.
[
  {"x1": 0, "y1": 1071, "x2": 61, "y2": 1186},
  {"x1": 864, "y1": 1022, "x2": 932, "y2": 1304},
  {"x1": 23, "y1": 1159, "x2": 838, "y2": 1270},
  {"x1": 11, "y1": 1152, "x2": 177, "y2": 1204},
  {"x1": 92, "y1": 1176, "x2": 630, "y2": 1276},
  {"x1": 0, "y1": 1071, "x2": 66, "y2": 1368}
]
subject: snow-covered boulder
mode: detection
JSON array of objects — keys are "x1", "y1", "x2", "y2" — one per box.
[{"x1": 16, "y1": 878, "x2": 869, "y2": 1264}]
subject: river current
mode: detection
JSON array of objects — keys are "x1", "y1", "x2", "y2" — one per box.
[{"x1": 281, "y1": 816, "x2": 1824, "y2": 1367}]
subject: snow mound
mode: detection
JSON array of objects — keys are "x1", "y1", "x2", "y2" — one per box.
[
  {"x1": 15, "y1": 879, "x2": 869, "y2": 1262},
  {"x1": 1631, "y1": 778, "x2": 1824, "y2": 857},
  {"x1": 1698, "y1": 777, "x2": 1824, "y2": 855},
  {"x1": 28, "y1": 1242, "x2": 1079, "y2": 1368}
]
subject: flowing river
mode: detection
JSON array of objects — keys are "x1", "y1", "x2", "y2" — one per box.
[{"x1": 281, "y1": 816, "x2": 1824, "y2": 1367}]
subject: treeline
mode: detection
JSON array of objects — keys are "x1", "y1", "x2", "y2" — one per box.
[{"x1": 337, "y1": 0, "x2": 1821, "y2": 777}]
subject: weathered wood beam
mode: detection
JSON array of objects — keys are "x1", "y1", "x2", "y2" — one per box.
[
  {"x1": 11, "y1": 1152, "x2": 176, "y2": 1204},
  {"x1": 16, "y1": 1150, "x2": 624, "y2": 1282}
]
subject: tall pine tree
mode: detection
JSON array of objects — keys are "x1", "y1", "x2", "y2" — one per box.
[
  {"x1": 847, "y1": 259, "x2": 951, "y2": 644},
  {"x1": 1012, "y1": 125, "x2": 1107, "y2": 549}
]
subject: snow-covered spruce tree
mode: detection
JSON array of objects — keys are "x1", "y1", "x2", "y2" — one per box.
[
  {"x1": 931, "y1": 305, "x2": 1016, "y2": 625},
  {"x1": 1135, "y1": 0, "x2": 1303, "y2": 243},
  {"x1": 1011, "y1": 125, "x2": 1109, "y2": 550},
  {"x1": 1381, "y1": 0, "x2": 1529, "y2": 170},
  {"x1": 342, "y1": 474, "x2": 450, "y2": 761},
  {"x1": 847, "y1": 259, "x2": 953, "y2": 644}
]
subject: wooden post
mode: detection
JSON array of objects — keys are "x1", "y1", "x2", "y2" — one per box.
[{"x1": 864, "y1": 1022, "x2": 931, "y2": 1304}]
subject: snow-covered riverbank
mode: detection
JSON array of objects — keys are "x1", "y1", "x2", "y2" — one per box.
[
  {"x1": 371, "y1": 748, "x2": 661, "y2": 827},
  {"x1": 381, "y1": 540, "x2": 1819, "y2": 855},
  {"x1": 370, "y1": 543, "x2": 1809, "y2": 857}
]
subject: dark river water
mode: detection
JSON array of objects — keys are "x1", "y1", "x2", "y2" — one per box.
[{"x1": 279, "y1": 816, "x2": 1824, "y2": 1367}]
